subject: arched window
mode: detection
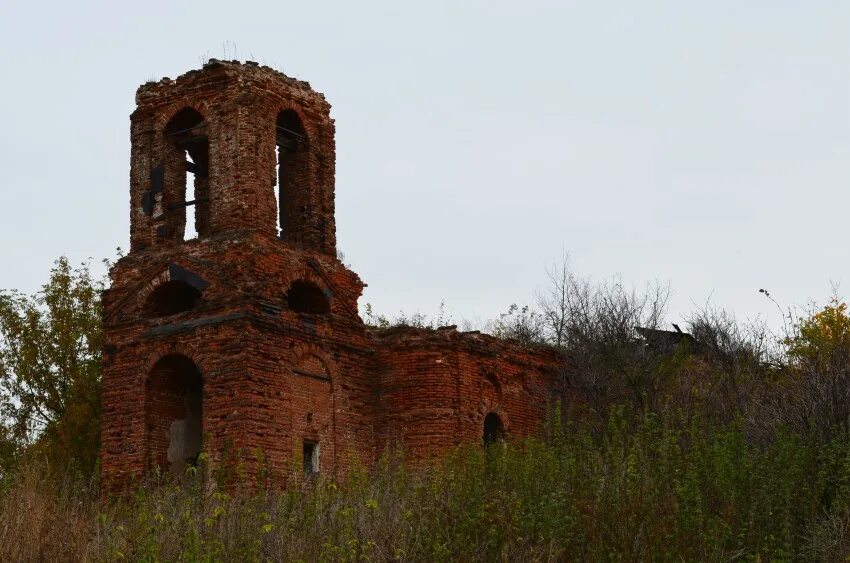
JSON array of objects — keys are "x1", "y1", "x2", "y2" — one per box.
[
  {"x1": 145, "y1": 354, "x2": 203, "y2": 475},
  {"x1": 274, "y1": 110, "x2": 308, "y2": 241},
  {"x1": 145, "y1": 280, "x2": 202, "y2": 317},
  {"x1": 287, "y1": 280, "x2": 330, "y2": 314},
  {"x1": 164, "y1": 108, "x2": 209, "y2": 241},
  {"x1": 483, "y1": 413, "x2": 505, "y2": 446}
]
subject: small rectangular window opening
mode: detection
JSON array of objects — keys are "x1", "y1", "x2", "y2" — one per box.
[{"x1": 303, "y1": 440, "x2": 319, "y2": 475}]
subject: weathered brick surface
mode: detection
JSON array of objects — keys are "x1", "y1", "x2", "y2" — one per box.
[
  {"x1": 101, "y1": 61, "x2": 564, "y2": 492},
  {"x1": 372, "y1": 327, "x2": 562, "y2": 461}
]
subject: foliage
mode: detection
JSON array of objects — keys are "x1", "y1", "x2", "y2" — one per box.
[
  {"x1": 491, "y1": 303, "x2": 547, "y2": 345},
  {"x1": 0, "y1": 257, "x2": 104, "y2": 476},
  {"x1": 536, "y1": 256, "x2": 669, "y2": 351},
  {"x1": 744, "y1": 297, "x2": 850, "y2": 443},
  {"x1": 5, "y1": 410, "x2": 850, "y2": 561},
  {"x1": 786, "y1": 297, "x2": 850, "y2": 369},
  {"x1": 0, "y1": 425, "x2": 19, "y2": 477},
  {"x1": 362, "y1": 301, "x2": 453, "y2": 330}
]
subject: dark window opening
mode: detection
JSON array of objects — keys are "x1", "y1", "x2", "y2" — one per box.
[
  {"x1": 145, "y1": 354, "x2": 203, "y2": 476},
  {"x1": 483, "y1": 413, "x2": 505, "y2": 446},
  {"x1": 145, "y1": 280, "x2": 202, "y2": 317},
  {"x1": 287, "y1": 281, "x2": 330, "y2": 314},
  {"x1": 303, "y1": 440, "x2": 319, "y2": 475},
  {"x1": 275, "y1": 110, "x2": 308, "y2": 240},
  {"x1": 164, "y1": 108, "x2": 209, "y2": 241}
]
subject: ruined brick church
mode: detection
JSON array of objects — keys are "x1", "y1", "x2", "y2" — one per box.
[{"x1": 101, "y1": 60, "x2": 562, "y2": 489}]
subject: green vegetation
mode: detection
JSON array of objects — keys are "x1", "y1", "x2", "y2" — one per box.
[
  {"x1": 0, "y1": 257, "x2": 103, "y2": 477},
  {"x1": 4, "y1": 256, "x2": 850, "y2": 560},
  {"x1": 3, "y1": 414, "x2": 850, "y2": 561}
]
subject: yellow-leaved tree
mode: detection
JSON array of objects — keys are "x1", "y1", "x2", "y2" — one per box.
[{"x1": 786, "y1": 298, "x2": 850, "y2": 369}]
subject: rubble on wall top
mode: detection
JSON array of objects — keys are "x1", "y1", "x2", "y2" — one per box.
[
  {"x1": 368, "y1": 323, "x2": 562, "y2": 357},
  {"x1": 136, "y1": 58, "x2": 327, "y2": 104}
]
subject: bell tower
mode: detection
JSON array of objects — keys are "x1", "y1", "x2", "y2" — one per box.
[
  {"x1": 128, "y1": 59, "x2": 336, "y2": 253},
  {"x1": 101, "y1": 61, "x2": 373, "y2": 491}
]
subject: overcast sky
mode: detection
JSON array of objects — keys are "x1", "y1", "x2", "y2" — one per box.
[{"x1": 1, "y1": 1, "x2": 848, "y2": 331}]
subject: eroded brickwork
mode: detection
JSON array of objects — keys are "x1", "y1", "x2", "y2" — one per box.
[
  {"x1": 101, "y1": 61, "x2": 564, "y2": 492},
  {"x1": 372, "y1": 327, "x2": 562, "y2": 461}
]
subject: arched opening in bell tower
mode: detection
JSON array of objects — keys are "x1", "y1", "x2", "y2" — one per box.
[
  {"x1": 164, "y1": 108, "x2": 209, "y2": 241},
  {"x1": 145, "y1": 354, "x2": 203, "y2": 475},
  {"x1": 275, "y1": 110, "x2": 308, "y2": 241}
]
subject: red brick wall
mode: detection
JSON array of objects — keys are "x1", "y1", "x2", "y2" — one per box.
[
  {"x1": 373, "y1": 327, "x2": 561, "y2": 462},
  {"x1": 288, "y1": 356, "x2": 334, "y2": 475}
]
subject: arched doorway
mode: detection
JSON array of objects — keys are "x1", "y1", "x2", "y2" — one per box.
[
  {"x1": 483, "y1": 412, "x2": 505, "y2": 446},
  {"x1": 145, "y1": 354, "x2": 203, "y2": 475}
]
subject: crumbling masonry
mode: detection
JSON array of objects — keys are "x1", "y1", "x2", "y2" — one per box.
[{"x1": 101, "y1": 61, "x2": 563, "y2": 490}]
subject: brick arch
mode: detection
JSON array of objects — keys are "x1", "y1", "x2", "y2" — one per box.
[
  {"x1": 478, "y1": 400, "x2": 511, "y2": 435},
  {"x1": 156, "y1": 99, "x2": 213, "y2": 132},
  {"x1": 279, "y1": 267, "x2": 325, "y2": 292},
  {"x1": 136, "y1": 268, "x2": 173, "y2": 308},
  {"x1": 272, "y1": 103, "x2": 316, "y2": 246},
  {"x1": 289, "y1": 343, "x2": 337, "y2": 379},
  {"x1": 269, "y1": 101, "x2": 319, "y2": 140},
  {"x1": 151, "y1": 101, "x2": 215, "y2": 242},
  {"x1": 135, "y1": 263, "x2": 209, "y2": 314},
  {"x1": 143, "y1": 345, "x2": 209, "y2": 381},
  {"x1": 259, "y1": 102, "x2": 316, "y2": 181},
  {"x1": 143, "y1": 352, "x2": 205, "y2": 474}
]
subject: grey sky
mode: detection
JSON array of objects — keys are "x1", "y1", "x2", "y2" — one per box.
[{"x1": 1, "y1": 1, "x2": 848, "y2": 330}]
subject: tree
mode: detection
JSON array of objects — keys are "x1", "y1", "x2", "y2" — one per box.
[
  {"x1": 0, "y1": 257, "x2": 104, "y2": 475},
  {"x1": 536, "y1": 254, "x2": 584, "y2": 348},
  {"x1": 786, "y1": 298, "x2": 850, "y2": 370},
  {"x1": 756, "y1": 297, "x2": 850, "y2": 441},
  {"x1": 535, "y1": 256, "x2": 672, "y2": 413}
]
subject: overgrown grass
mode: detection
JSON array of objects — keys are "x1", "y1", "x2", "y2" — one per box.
[{"x1": 3, "y1": 410, "x2": 850, "y2": 561}]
